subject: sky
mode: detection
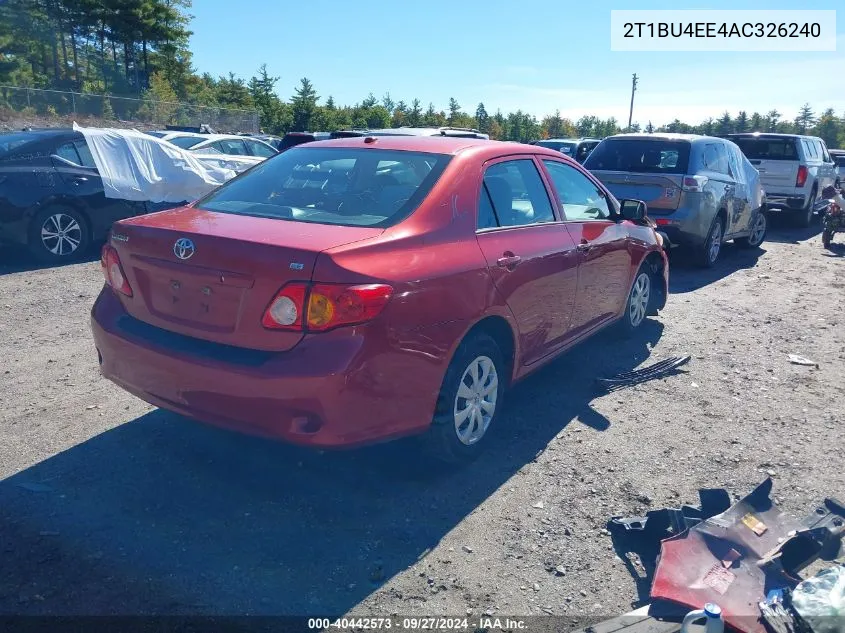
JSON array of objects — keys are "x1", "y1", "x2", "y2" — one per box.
[{"x1": 187, "y1": 0, "x2": 843, "y2": 128}]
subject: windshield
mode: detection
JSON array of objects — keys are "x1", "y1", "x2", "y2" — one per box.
[
  {"x1": 535, "y1": 141, "x2": 577, "y2": 156},
  {"x1": 0, "y1": 133, "x2": 38, "y2": 157},
  {"x1": 584, "y1": 139, "x2": 691, "y2": 174},
  {"x1": 167, "y1": 135, "x2": 205, "y2": 149},
  {"x1": 196, "y1": 147, "x2": 451, "y2": 227},
  {"x1": 731, "y1": 137, "x2": 798, "y2": 161}
]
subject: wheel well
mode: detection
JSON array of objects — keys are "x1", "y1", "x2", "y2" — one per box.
[
  {"x1": 464, "y1": 316, "x2": 516, "y2": 386},
  {"x1": 717, "y1": 207, "x2": 728, "y2": 228}
]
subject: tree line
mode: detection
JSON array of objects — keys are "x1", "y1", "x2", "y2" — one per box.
[{"x1": 1, "y1": 0, "x2": 843, "y2": 147}]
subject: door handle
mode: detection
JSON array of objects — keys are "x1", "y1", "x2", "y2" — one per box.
[
  {"x1": 496, "y1": 254, "x2": 522, "y2": 269},
  {"x1": 72, "y1": 176, "x2": 88, "y2": 184},
  {"x1": 576, "y1": 240, "x2": 592, "y2": 252}
]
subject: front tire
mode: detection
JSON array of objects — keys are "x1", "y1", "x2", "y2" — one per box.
[
  {"x1": 424, "y1": 333, "x2": 506, "y2": 463},
  {"x1": 736, "y1": 211, "x2": 767, "y2": 249},
  {"x1": 697, "y1": 215, "x2": 724, "y2": 268},
  {"x1": 27, "y1": 206, "x2": 90, "y2": 264},
  {"x1": 620, "y1": 267, "x2": 652, "y2": 333}
]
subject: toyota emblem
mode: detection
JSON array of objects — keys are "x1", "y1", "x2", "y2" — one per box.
[{"x1": 173, "y1": 237, "x2": 195, "y2": 260}]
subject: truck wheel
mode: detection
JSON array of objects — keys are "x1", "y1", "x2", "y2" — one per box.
[
  {"x1": 697, "y1": 216, "x2": 724, "y2": 268},
  {"x1": 796, "y1": 188, "x2": 817, "y2": 228}
]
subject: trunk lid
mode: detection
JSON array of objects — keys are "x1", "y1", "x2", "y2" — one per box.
[
  {"x1": 590, "y1": 171, "x2": 685, "y2": 211},
  {"x1": 110, "y1": 206, "x2": 383, "y2": 351}
]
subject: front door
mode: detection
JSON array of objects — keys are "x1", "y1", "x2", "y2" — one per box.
[
  {"x1": 475, "y1": 157, "x2": 580, "y2": 366},
  {"x1": 539, "y1": 158, "x2": 633, "y2": 336}
]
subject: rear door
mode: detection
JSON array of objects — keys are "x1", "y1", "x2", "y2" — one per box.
[
  {"x1": 475, "y1": 157, "x2": 580, "y2": 365},
  {"x1": 53, "y1": 139, "x2": 142, "y2": 237},
  {"x1": 540, "y1": 158, "x2": 632, "y2": 334},
  {"x1": 701, "y1": 142, "x2": 741, "y2": 235},
  {"x1": 730, "y1": 135, "x2": 800, "y2": 194},
  {"x1": 725, "y1": 142, "x2": 754, "y2": 233},
  {"x1": 817, "y1": 141, "x2": 837, "y2": 189}
]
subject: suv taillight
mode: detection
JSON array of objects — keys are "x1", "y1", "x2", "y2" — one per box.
[
  {"x1": 101, "y1": 245, "x2": 133, "y2": 297},
  {"x1": 682, "y1": 175, "x2": 708, "y2": 192},
  {"x1": 796, "y1": 165, "x2": 808, "y2": 188},
  {"x1": 263, "y1": 282, "x2": 393, "y2": 332}
]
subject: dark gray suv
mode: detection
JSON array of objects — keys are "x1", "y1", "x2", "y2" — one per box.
[{"x1": 584, "y1": 133, "x2": 767, "y2": 267}]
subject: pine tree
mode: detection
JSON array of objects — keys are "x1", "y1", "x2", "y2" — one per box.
[
  {"x1": 447, "y1": 97, "x2": 460, "y2": 125},
  {"x1": 766, "y1": 110, "x2": 781, "y2": 132},
  {"x1": 735, "y1": 111, "x2": 749, "y2": 133},
  {"x1": 795, "y1": 103, "x2": 815, "y2": 133},
  {"x1": 475, "y1": 102, "x2": 489, "y2": 133},
  {"x1": 715, "y1": 111, "x2": 733, "y2": 136},
  {"x1": 291, "y1": 77, "x2": 318, "y2": 131},
  {"x1": 407, "y1": 99, "x2": 422, "y2": 127}
]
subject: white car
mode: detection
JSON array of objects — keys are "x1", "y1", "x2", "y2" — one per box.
[
  {"x1": 146, "y1": 131, "x2": 278, "y2": 159},
  {"x1": 726, "y1": 133, "x2": 838, "y2": 227}
]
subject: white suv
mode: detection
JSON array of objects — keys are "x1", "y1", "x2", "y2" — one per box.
[{"x1": 726, "y1": 133, "x2": 838, "y2": 227}]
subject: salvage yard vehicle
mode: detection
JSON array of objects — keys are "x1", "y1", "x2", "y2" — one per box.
[
  {"x1": 725, "y1": 133, "x2": 838, "y2": 227},
  {"x1": 91, "y1": 136, "x2": 668, "y2": 462},
  {"x1": 584, "y1": 133, "x2": 768, "y2": 268},
  {"x1": 820, "y1": 184, "x2": 845, "y2": 248},
  {"x1": 147, "y1": 130, "x2": 279, "y2": 159},
  {"x1": 830, "y1": 149, "x2": 844, "y2": 187},
  {"x1": 530, "y1": 138, "x2": 601, "y2": 163},
  {"x1": 0, "y1": 128, "x2": 150, "y2": 262}
]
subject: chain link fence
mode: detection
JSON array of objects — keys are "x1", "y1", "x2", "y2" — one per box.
[{"x1": 0, "y1": 85, "x2": 260, "y2": 133}]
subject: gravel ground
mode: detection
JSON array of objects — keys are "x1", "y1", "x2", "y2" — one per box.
[{"x1": 1, "y1": 222, "x2": 843, "y2": 623}]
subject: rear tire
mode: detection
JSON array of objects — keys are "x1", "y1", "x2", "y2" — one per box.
[
  {"x1": 736, "y1": 211, "x2": 767, "y2": 249},
  {"x1": 697, "y1": 215, "x2": 724, "y2": 268},
  {"x1": 27, "y1": 206, "x2": 90, "y2": 264},
  {"x1": 795, "y1": 188, "x2": 817, "y2": 228},
  {"x1": 423, "y1": 332, "x2": 506, "y2": 464}
]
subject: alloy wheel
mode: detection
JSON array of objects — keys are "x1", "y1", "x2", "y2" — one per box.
[
  {"x1": 748, "y1": 213, "x2": 766, "y2": 246},
  {"x1": 41, "y1": 212, "x2": 82, "y2": 256},
  {"x1": 708, "y1": 221, "x2": 722, "y2": 264}
]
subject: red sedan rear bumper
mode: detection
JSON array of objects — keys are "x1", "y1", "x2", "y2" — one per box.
[{"x1": 90, "y1": 288, "x2": 440, "y2": 448}]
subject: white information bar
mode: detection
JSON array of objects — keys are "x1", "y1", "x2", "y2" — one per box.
[{"x1": 610, "y1": 10, "x2": 837, "y2": 52}]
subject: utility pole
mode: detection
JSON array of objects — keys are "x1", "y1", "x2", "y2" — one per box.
[{"x1": 627, "y1": 73, "x2": 638, "y2": 131}]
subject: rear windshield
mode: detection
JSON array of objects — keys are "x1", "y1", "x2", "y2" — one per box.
[
  {"x1": 196, "y1": 147, "x2": 451, "y2": 228},
  {"x1": 167, "y1": 135, "x2": 205, "y2": 149},
  {"x1": 832, "y1": 154, "x2": 845, "y2": 167},
  {"x1": 731, "y1": 137, "x2": 798, "y2": 161},
  {"x1": 535, "y1": 141, "x2": 576, "y2": 156},
  {"x1": 584, "y1": 139, "x2": 690, "y2": 174}
]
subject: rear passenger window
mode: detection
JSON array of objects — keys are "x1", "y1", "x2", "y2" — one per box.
[
  {"x1": 74, "y1": 141, "x2": 96, "y2": 168},
  {"x1": 55, "y1": 142, "x2": 81, "y2": 165},
  {"x1": 479, "y1": 159, "x2": 555, "y2": 228},
  {"x1": 704, "y1": 144, "x2": 731, "y2": 176},
  {"x1": 542, "y1": 160, "x2": 612, "y2": 220}
]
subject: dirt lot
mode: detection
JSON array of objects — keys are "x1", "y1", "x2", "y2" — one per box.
[{"x1": 1, "y1": 222, "x2": 843, "y2": 623}]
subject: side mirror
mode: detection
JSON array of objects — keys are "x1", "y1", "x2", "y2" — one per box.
[{"x1": 620, "y1": 199, "x2": 647, "y2": 221}]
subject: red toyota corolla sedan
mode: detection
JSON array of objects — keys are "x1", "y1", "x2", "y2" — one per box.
[{"x1": 91, "y1": 136, "x2": 668, "y2": 461}]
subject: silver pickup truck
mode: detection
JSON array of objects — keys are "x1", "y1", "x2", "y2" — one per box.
[{"x1": 725, "y1": 133, "x2": 838, "y2": 227}]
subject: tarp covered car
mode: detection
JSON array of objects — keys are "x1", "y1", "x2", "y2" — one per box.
[{"x1": 73, "y1": 123, "x2": 259, "y2": 204}]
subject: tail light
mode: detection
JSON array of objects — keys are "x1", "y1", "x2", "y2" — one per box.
[
  {"x1": 101, "y1": 245, "x2": 133, "y2": 297},
  {"x1": 263, "y1": 283, "x2": 393, "y2": 332},
  {"x1": 682, "y1": 175, "x2": 708, "y2": 192},
  {"x1": 796, "y1": 165, "x2": 808, "y2": 187}
]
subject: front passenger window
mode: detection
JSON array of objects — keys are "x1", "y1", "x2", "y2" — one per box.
[
  {"x1": 478, "y1": 159, "x2": 555, "y2": 228},
  {"x1": 541, "y1": 160, "x2": 611, "y2": 220}
]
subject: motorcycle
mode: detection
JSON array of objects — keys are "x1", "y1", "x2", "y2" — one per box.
[{"x1": 820, "y1": 185, "x2": 845, "y2": 248}]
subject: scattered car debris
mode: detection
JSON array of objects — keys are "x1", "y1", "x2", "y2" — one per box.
[
  {"x1": 613, "y1": 479, "x2": 845, "y2": 633},
  {"x1": 788, "y1": 354, "x2": 819, "y2": 368},
  {"x1": 596, "y1": 355, "x2": 691, "y2": 392}
]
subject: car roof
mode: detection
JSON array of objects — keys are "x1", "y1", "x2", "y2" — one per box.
[
  {"x1": 539, "y1": 138, "x2": 600, "y2": 143},
  {"x1": 606, "y1": 133, "x2": 711, "y2": 143},
  {"x1": 5, "y1": 127, "x2": 77, "y2": 138},
  {"x1": 290, "y1": 135, "x2": 564, "y2": 159},
  {"x1": 726, "y1": 132, "x2": 820, "y2": 140}
]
